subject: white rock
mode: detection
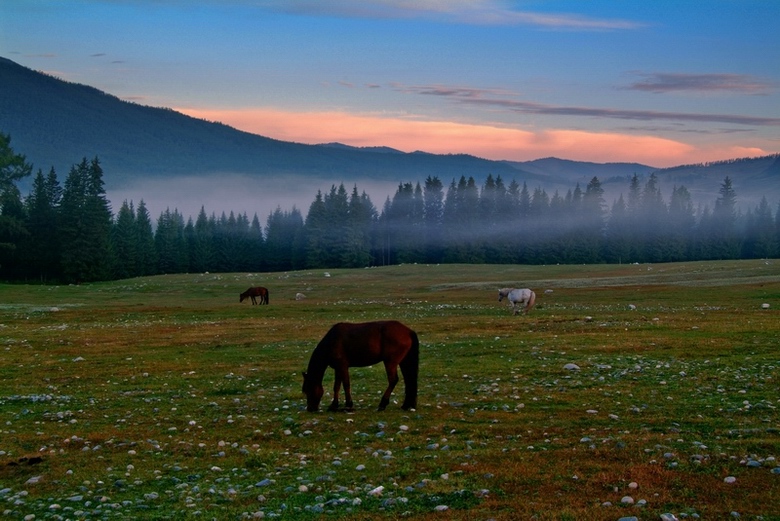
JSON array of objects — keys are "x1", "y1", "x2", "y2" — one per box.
[
  {"x1": 563, "y1": 363, "x2": 580, "y2": 371},
  {"x1": 724, "y1": 476, "x2": 737, "y2": 484},
  {"x1": 761, "y1": 303, "x2": 770, "y2": 309}
]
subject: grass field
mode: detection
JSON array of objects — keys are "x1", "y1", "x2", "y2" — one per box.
[{"x1": 1, "y1": 260, "x2": 779, "y2": 520}]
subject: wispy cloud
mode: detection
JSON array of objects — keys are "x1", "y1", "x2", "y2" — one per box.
[
  {"x1": 394, "y1": 83, "x2": 780, "y2": 126},
  {"x1": 626, "y1": 72, "x2": 775, "y2": 95},
  {"x1": 256, "y1": 0, "x2": 642, "y2": 30}
]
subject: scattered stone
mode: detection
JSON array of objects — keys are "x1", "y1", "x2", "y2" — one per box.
[
  {"x1": 563, "y1": 363, "x2": 580, "y2": 371},
  {"x1": 761, "y1": 303, "x2": 770, "y2": 309},
  {"x1": 724, "y1": 476, "x2": 737, "y2": 484}
]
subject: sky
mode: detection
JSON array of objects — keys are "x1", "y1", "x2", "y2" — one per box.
[{"x1": 2, "y1": 0, "x2": 779, "y2": 171}]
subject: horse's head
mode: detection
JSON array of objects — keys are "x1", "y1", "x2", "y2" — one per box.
[
  {"x1": 302, "y1": 371, "x2": 323, "y2": 412},
  {"x1": 239, "y1": 293, "x2": 246, "y2": 302},
  {"x1": 498, "y1": 289, "x2": 506, "y2": 302}
]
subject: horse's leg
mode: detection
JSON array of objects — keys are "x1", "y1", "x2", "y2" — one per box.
[
  {"x1": 251, "y1": 296, "x2": 257, "y2": 305},
  {"x1": 328, "y1": 372, "x2": 342, "y2": 412},
  {"x1": 342, "y1": 369, "x2": 354, "y2": 411},
  {"x1": 379, "y1": 363, "x2": 400, "y2": 411}
]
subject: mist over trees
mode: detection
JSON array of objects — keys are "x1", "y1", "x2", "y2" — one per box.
[{"x1": 1, "y1": 132, "x2": 779, "y2": 284}]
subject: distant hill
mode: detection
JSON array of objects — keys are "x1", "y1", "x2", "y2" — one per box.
[
  {"x1": 0, "y1": 57, "x2": 531, "y2": 188},
  {"x1": 1, "y1": 56, "x2": 777, "y2": 212}
]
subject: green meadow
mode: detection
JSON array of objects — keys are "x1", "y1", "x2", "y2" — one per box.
[{"x1": 1, "y1": 260, "x2": 778, "y2": 520}]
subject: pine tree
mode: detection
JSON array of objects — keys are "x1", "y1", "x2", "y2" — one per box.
[
  {"x1": 577, "y1": 176, "x2": 606, "y2": 263},
  {"x1": 24, "y1": 168, "x2": 62, "y2": 281},
  {"x1": 265, "y1": 206, "x2": 303, "y2": 271},
  {"x1": 667, "y1": 186, "x2": 696, "y2": 261},
  {"x1": 342, "y1": 186, "x2": 376, "y2": 268},
  {"x1": 0, "y1": 133, "x2": 32, "y2": 279},
  {"x1": 605, "y1": 195, "x2": 631, "y2": 263},
  {"x1": 422, "y1": 176, "x2": 444, "y2": 263},
  {"x1": 743, "y1": 197, "x2": 776, "y2": 258},
  {"x1": 247, "y1": 213, "x2": 265, "y2": 271},
  {"x1": 112, "y1": 200, "x2": 138, "y2": 279},
  {"x1": 709, "y1": 176, "x2": 740, "y2": 259},
  {"x1": 59, "y1": 157, "x2": 114, "y2": 283},
  {"x1": 304, "y1": 191, "x2": 328, "y2": 268},
  {"x1": 0, "y1": 184, "x2": 28, "y2": 279},
  {"x1": 189, "y1": 206, "x2": 214, "y2": 273},
  {"x1": 155, "y1": 208, "x2": 187, "y2": 274},
  {"x1": 135, "y1": 200, "x2": 157, "y2": 276}
]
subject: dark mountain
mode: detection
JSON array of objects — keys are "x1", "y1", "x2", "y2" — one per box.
[
  {"x1": 1, "y1": 56, "x2": 777, "y2": 211},
  {"x1": 0, "y1": 57, "x2": 531, "y2": 189}
]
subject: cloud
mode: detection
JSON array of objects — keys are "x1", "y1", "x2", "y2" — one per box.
[
  {"x1": 396, "y1": 83, "x2": 780, "y2": 126},
  {"x1": 255, "y1": 0, "x2": 642, "y2": 30},
  {"x1": 174, "y1": 106, "x2": 760, "y2": 167},
  {"x1": 625, "y1": 72, "x2": 775, "y2": 95}
]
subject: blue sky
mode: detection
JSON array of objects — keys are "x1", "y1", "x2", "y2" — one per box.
[{"x1": 2, "y1": 0, "x2": 779, "y2": 167}]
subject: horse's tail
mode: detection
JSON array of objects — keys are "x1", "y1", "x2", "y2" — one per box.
[
  {"x1": 265, "y1": 288, "x2": 269, "y2": 305},
  {"x1": 400, "y1": 330, "x2": 419, "y2": 410},
  {"x1": 525, "y1": 290, "x2": 536, "y2": 313}
]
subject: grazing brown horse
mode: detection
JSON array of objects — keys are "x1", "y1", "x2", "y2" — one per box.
[
  {"x1": 240, "y1": 286, "x2": 269, "y2": 305},
  {"x1": 302, "y1": 320, "x2": 419, "y2": 412}
]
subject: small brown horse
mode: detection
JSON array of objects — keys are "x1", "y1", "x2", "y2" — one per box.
[
  {"x1": 302, "y1": 321, "x2": 419, "y2": 412},
  {"x1": 240, "y1": 286, "x2": 269, "y2": 305}
]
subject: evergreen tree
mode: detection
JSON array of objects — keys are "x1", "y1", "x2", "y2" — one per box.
[
  {"x1": 342, "y1": 186, "x2": 376, "y2": 268},
  {"x1": 24, "y1": 168, "x2": 62, "y2": 281},
  {"x1": 59, "y1": 157, "x2": 114, "y2": 283},
  {"x1": 605, "y1": 195, "x2": 631, "y2": 263},
  {"x1": 667, "y1": 186, "x2": 696, "y2": 261},
  {"x1": 247, "y1": 213, "x2": 266, "y2": 271},
  {"x1": 155, "y1": 208, "x2": 187, "y2": 274},
  {"x1": 265, "y1": 206, "x2": 303, "y2": 271},
  {"x1": 709, "y1": 176, "x2": 740, "y2": 258},
  {"x1": 638, "y1": 173, "x2": 668, "y2": 262},
  {"x1": 422, "y1": 175, "x2": 445, "y2": 263},
  {"x1": 742, "y1": 197, "x2": 777, "y2": 258},
  {"x1": 0, "y1": 134, "x2": 32, "y2": 279},
  {"x1": 304, "y1": 191, "x2": 328, "y2": 268},
  {"x1": 576, "y1": 176, "x2": 606, "y2": 263},
  {"x1": 134, "y1": 200, "x2": 158, "y2": 276},
  {"x1": 0, "y1": 184, "x2": 28, "y2": 279},
  {"x1": 112, "y1": 200, "x2": 138, "y2": 279},
  {"x1": 189, "y1": 206, "x2": 214, "y2": 273},
  {"x1": 384, "y1": 182, "x2": 420, "y2": 264}
]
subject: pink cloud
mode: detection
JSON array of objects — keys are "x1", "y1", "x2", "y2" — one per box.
[{"x1": 176, "y1": 107, "x2": 771, "y2": 167}]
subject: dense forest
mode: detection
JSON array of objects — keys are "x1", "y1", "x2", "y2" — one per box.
[{"x1": 1, "y1": 133, "x2": 778, "y2": 284}]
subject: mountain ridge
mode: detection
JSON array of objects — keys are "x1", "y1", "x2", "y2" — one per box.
[{"x1": 1, "y1": 56, "x2": 777, "y2": 210}]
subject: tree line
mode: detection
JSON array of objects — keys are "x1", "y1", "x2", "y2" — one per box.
[{"x1": 1, "y1": 133, "x2": 778, "y2": 284}]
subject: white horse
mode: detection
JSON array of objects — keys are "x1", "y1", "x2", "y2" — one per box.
[{"x1": 498, "y1": 288, "x2": 536, "y2": 315}]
